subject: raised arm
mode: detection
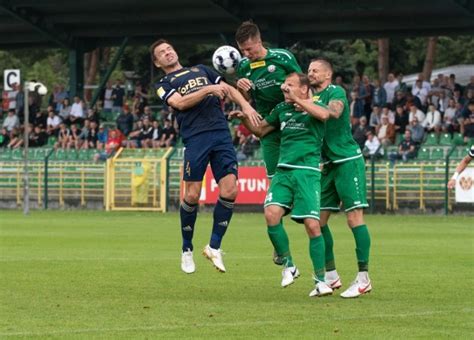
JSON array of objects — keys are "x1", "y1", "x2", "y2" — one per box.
[
  {"x1": 221, "y1": 82, "x2": 261, "y2": 127},
  {"x1": 447, "y1": 155, "x2": 473, "y2": 189},
  {"x1": 166, "y1": 84, "x2": 228, "y2": 111},
  {"x1": 228, "y1": 110, "x2": 274, "y2": 138}
]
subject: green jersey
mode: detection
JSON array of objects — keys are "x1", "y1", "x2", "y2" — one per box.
[
  {"x1": 236, "y1": 48, "x2": 302, "y2": 117},
  {"x1": 266, "y1": 102, "x2": 325, "y2": 172},
  {"x1": 313, "y1": 84, "x2": 362, "y2": 163}
]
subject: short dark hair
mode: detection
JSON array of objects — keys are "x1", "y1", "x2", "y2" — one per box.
[
  {"x1": 310, "y1": 58, "x2": 333, "y2": 73},
  {"x1": 287, "y1": 72, "x2": 310, "y2": 88},
  {"x1": 150, "y1": 39, "x2": 171, "y2": 62},
  {"x1": 235, "y1": 21, "x2": 260, "y2": 44}
]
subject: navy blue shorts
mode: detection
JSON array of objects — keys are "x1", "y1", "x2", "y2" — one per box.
[{"x1": 183, "y1": 130, "x2": 238, "y2": 182}]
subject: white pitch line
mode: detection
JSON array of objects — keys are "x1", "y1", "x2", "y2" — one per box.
[{"x1": 1, "y1": 308, "x2": 472, "y2": 337}]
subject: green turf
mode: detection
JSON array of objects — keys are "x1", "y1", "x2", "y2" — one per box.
[{"x1": 1, "y1": 212, "x2": 473, "y2": 339}]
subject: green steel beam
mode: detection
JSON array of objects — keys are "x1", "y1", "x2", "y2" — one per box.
[
  {"x1": 90, "y1": 37, "x2": 129, "y2": 109},
  {"x1": 0, "y1": 0, "x2": 73, "y2": 48}
]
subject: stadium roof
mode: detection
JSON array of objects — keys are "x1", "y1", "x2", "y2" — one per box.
[{"x1": 0, "y1": 0, "x2": 473, "y2": 50}]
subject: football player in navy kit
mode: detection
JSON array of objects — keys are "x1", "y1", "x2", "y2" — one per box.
[{"x1": 151, "y1": 39, "x2": 260, "y2": 274}]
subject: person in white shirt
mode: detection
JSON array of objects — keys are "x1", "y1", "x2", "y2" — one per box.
[
  {"x1": 46, "y1": 110, "x2": 61, "y2": 136},
  {"x1": 7, "y1": 83, "x2": 19, "y2": 110},
  {"x1": 408, "y1": 104, "x2": 426, "y2": 124},
  {"x1": 441, "y1": 99, "x2": 458, "y2": 133},
  {"x1": 417, "y1": 74, "x2": 431, "y2": 93},
  {"x1": 363, "y1": 130, "x2": 383, "y2": 159},
  {"x1": 2, "y1": 109, "x2": 20, "y2": 132},
  {"x1": 383, "y1": 73, "x2": 399, "y2": 104},
  {"x1": 70, "y1": 96, "x2": 85, "y2": 125},
  {"x1": 422, "y1": 104, "x2": 441, "y2": 133},
  {"x1": 103, "y1": 81, "x2": 114, "y2": 113},
  {"x1": 411, "y1": 80, "x2": 428, "y2": 106}
]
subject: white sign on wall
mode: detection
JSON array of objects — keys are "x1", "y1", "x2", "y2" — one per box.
[
  {"x1": 3, "y1": 69, "x2": 21, "y2": 91},
  {"x1": 455, "y1": 168, "x2": 474, "y2": 203}
]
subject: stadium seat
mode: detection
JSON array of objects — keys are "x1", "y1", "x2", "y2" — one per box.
[
  {"x1": 452, "y1": 133, "x2": 464, "y2": 146},
  {"x1": 0, "y1": 148, "x2": 12, "y2": 160},
  {"x1": 395, "y1": 133, "x2": 404, "y2": 145},
  {"x1": 65, "y1": 149, "x2": 78, "y2": 161},
  {"x1": 417, "y1": 147, "x2": 430, "y2": 161},
  {"x1": 47, "y1": 136, "x2": 57, "y2": 147},
  {"x1": 78, "y1": 149, "x2": 91, "y2": 161},
  {"x1": 11, "y1": 149, "x2": 23, "y2": 160},
  {"x1": 438, "y1": 133, "x2": 452, "y2": 146},
  {"x1": 430, "y1": 147, "x2": 445, "y2": 160},
  {"x1": 423, "y1": 133, "x2": 438, "y2": 145}
]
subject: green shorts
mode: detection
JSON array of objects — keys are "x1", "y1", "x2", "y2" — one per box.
[
  {"x1": 264, "y1": 168, "x2": 321, "y2": 223},
  {"x1": 261, "y1": 130, "x2": 281, "y2": 178},
  {"x1": 321, "y1": 156, "x2": 368, "y2": 212}
]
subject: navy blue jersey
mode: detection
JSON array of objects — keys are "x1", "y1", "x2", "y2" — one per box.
[{"x1": 155, "y1": 65, "x2": 229, "y2": 142}]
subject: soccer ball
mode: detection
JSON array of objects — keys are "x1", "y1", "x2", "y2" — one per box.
[{"x1": 212, "y1": 45, "x2": 241, "y2": 75}]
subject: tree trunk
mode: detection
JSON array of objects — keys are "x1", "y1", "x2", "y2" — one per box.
[
  {"x1": 84, "y1": 48, "x2": 99, "y2": 102},
  {"x1": 422, "y1": 37, "x2": 438, "y2": 82},
  {"x1": 377, "y1": 38, "x2": 389, "y2": 83}
]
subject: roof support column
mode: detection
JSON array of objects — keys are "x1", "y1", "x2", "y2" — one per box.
[{"x1": 69, "y1": 48, "x2": 84, "y2": 99}]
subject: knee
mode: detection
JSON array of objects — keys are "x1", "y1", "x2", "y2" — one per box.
[
  {"x1": 305, "y1": 219, "x2": 321, "y2": 238},
  {"x1": 347, "y1": 209, "x2": 364, "y2": 228},
  {"x1": 219, "y1": 182, "x2": 238, "y2": 201},
  {"x1": 184, "y1": 191, "x2": 200, "y2": 205},
  {"x1": 264, "y1": 206, "x2": 283, "y2": 225}
]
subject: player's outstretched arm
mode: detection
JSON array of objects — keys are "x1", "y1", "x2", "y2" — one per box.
[
  {"x1": 447, "y1": 155, "x2": 472, "y2": 189},
  {"x1": 167, "y1": 84, "x2": 228, "y2": 111},
  {"x1": 222, "y1": 83, "x2": 261, "y2": 127},
  {"x1": 228, "y1": 110, "x2": 273, "y2": 138}
]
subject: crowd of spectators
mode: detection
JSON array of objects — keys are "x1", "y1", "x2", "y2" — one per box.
[
  {"x1": 1, "y1": 72, "x2": 473, "y2": 163},
  {"x1": 0, "y1": 80, "x2": 178, "y2": 160}
]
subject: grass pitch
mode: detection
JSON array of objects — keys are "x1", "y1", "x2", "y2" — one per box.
[{"x1": 1, "y1": 211, "x2": 473, "y2": 339}]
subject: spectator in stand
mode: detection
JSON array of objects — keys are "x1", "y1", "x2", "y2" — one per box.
[
  {"x1": 233, "y1": 121, "x2": 252, "y2": 146},
  {"x1": 96, "y1": 124, "x2": 108, "y2": 150},
  {"x1": 349, "y1": 90, "x2": 364, "y2": 125},
  {"x1": 112, "y1": 80, "x2": 125, "y2": 114},
  {"x1": 372, "y1": 79, "x2": 387, "y2": 108},
  {"x1": 141, "y1": 106, "x2": 154, "y2": 121},
  {"x1": 411, "y1": 80, "x2": 428, "y2": 108},
  {"x1": 363, "y1": 130, "x2": 383, "y2": 159},
  {"x1": 101, "y1": 81, "x2": 114, "y2": 114},
  {"x1": 55, "y1": 85, "x2": 69, "y2": 112},
  {"x1": 461, "y1": 100, "x2": 474, "y2": 136},
  {"x1": 46, "y1": 110, "x2": 61, "y2": 136},
  {"x1": 422, "y1": 104, "x2": 442, "y2": 134},
  {"x1": 70, "y1": 96, "x2": 85, "y2": 126},
  {"x1": 394, "y1": 104, "x2": 409, "y2": 135},
  {"x1": 86, "y1": 121, "x2": 99, "y2": 149},
  {"x1": 94, "y1": 128, "x2": 123, "y2": 162},
  {"x1": 453, "y1": 89, "x2": 464, "y2": 106},
  {"x1": 138, "y1": 118, "x2": 154, "y2": 148},
  {"x1": 464, "y1": 75, "x2": 474, "y2": 96},
  {"x1": 352, "y1": 116, "x2": 370, "y2": 149},
  {"x1": 58, "y1": 98, "x2": 71, "y2": 123},
  {"x1": 334, "y1": 75, "x2": 349, "y2": 94},
  {"x1": 6, "y1": 128, "x2": 21, "y2": 149},
  {"x1": 124, "y1": 120, "x2": 143, "y2": 148},
  {"x1": 389, "y1": 129, "x2": 417, "y2": 163},
  {"x1": 461, "y1": 90, "x2": 474, "y2": 117},
  {"x1": 394, "y1": 73, "x2": 407, "y2": 94},
  {"x1": 0, "y1": 127, "x2": 10, "y2": 147},
  {"x1": 48, "y1": 84, "x2": 60, "y2": 109},
  {"x1": 68, "y1": 124, "x2": 81, "y2": 149},
  {"x1": 447, "y1": 74, "x2": 462, "y2": 94},
  {"x1": 86, "y1": 108, "x2": 100, "y2": 124},
  {"x1": 31, "y1": 125, "x2": 48, "y2": 147},
  {"x1": 151, "y1": 120, "x2": 163, "y2": 148},
  {"x1": 405, "y1": 92, "x2": 423, "y2": 111},
  {"x1": 392, "y1": 90, "x2": 407, "y2": 110},
  {"x1": 408, "y1": 104, "x2": 425, "y2": 124},
  {"x1": 407, "y1": 117, "x2": 425, "y2": 145},
  {"x1": 133, "y1": 83, "x2": 149, "y2": 113},
  {"x1": 55, "y1": 123, "x2": 70, "y2": 149},
  {"x1": 131, "y1": 106, "x2": 142, "y2": 123},
  {"x1": 2, "y1": 109, "x2": 20, "y2": 132},
  {"x1": 369, "y1": 105, "x2": 382, "y2": 129},
  {"x1": 376, "y1": 114, "x2": 396, "y2": 146},
  {"x1": 7, "y1": 83, "x2": 18, "y2": 112},
  {"x1": 361, "y1": 75, "x2": 373, "y2": 117},
  {"x1": 436, "y1": 89, "x2": 449, "y2": 114},
  {"x1": 116, "y1": 106, "x2": 134, "y2": 137},
  {"x1": 32, "y1": 109, "x2": 47, "y2": 129},
  {"x1": 383, "y1": 73, "x2": 399, "y2": 105},
  {"x1": 381, "y1": 105, "x2": 395, "y2": 124},
  {"x1": 160, "y1": 118, "x2": 176, "y2": 148},
  {"x1": 2, "y1": 89, "x2": 9, "y2": 113},
  {"x1": 442, "y1": 98, "x2": 459, "y2": 134},
  {"x1": 77, "y1": 119, "x2": 91, "y2": 149},
  {"x1": 417, "y1": 74, "x2": 431, "y2": 93},
  {"x1": 236, "y1": 134, "x2": 260, "y2": 162},
  {"x1": 463, "y1": 113, "x2": 474, "y2": 143}
]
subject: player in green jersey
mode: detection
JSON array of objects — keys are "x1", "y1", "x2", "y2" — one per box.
[
  {"x1": 235, "y1": 21, "x2": 302, "y2": 266},
  {"x1": 231, "y1": 72, "x2": 333, "y2": 297},
  {"x1": 304, "y1": 59, "x2": 372, "y2": 298}
]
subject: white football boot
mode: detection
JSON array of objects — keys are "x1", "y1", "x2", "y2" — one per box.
[
  {"x1": 281, "y1": 266, "x2": 300, "y2": 287},
  {"x1": 340, "y1": 272, "x2": 372, "y2": 298},
  {"x1": 181, "y1": 249, "x2": 195, "y2": 274},
  {"x1": 325, "y1": 270, "x2": 342, "y2": 290},
  {"x1": 309, "y1": 280, "x2": 333, "y2": 297},
  {"x1": 203, "y1": 244, "x2": 226, "y2": 272}
]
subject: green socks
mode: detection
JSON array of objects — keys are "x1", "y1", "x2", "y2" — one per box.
[
  {"x1": 309, "y1": 235, "x2": 326, "y2": 281},
  {"x1": 351, "y1": 224, "x2": 371, "y2": 272},
  {"x1": 321, "y1": 224, "x2": 336, "y2": 271},
  {"x1": 267, "y1": 222, "x2": 293, "y2": 267}
]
